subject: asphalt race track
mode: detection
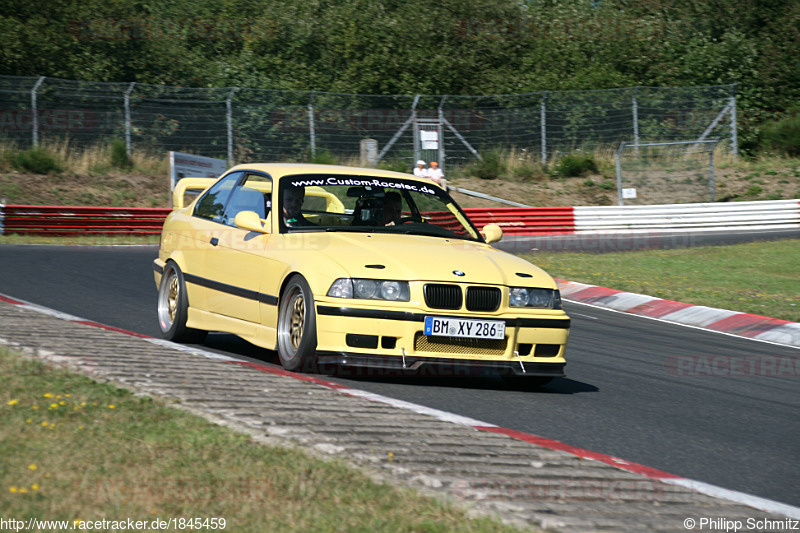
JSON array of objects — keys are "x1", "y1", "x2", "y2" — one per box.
[{"x1": 0, "y1": 244, "x2": 798, "y2": 508}]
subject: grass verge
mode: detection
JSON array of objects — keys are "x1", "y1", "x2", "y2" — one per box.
[
  {"x1": 0, "y1": 347, "x2": 520, "y2": 533},
  {"x1": 522, "y1": 239, "x2": 800, "y2": 323}
]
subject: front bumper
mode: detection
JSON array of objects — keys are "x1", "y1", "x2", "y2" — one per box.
[
  {"x1": 316, "y1": 351, "x2": 565, "y2": 378},
  {"x1": 313, "y1": 302, "x2": 570, "y2": 376}
]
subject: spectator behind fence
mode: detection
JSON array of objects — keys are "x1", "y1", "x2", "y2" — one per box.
[
  {"x1": 413, "y1": 160, "x2": 428, "y2": 178},
  {"x1": 428, "y1": 161, "x2": 448, "y2": 190}
]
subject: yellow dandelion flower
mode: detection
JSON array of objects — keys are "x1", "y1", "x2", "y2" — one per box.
[
  {"x1": 26, "y1": 419, "x2": 32, "y2": 424},
  {"x1": 59, "y1": 401, "x2": 66, "y2": 406},
  {"x1": 28, "y1": 464, "x2": 37, "y2": 471},
  {"x1": 9, "y1": 486, "x2": 18, "y2": 493},
  {"x1": 56, "y1": 395, "x2": 62, "y2": 399},
  {"x1": 65, "y1": 394, "x2": 71, "y2": 398},
  {"x1": 49, "y1": 403, "x2": 58, "y2": 409},
  {"x1": 32, "y1": 484, "x2": 39, "y2": 491},
  {"x1": 19, "y1": 488, "x2": 28, "y2": 494},
  {"x1": 43, "y1": 393, "x2": 53, "y2": 398},
  {"x1": 48, "y1": 423, "x2": 55, "y2": 430},
  {"x1": 40, "y1": 421, "x2": 48, "y2": 427},
  {"x1": 31, "y1": 405, "x2": 39, "y2": 410},
  {"x1": 108, "y1": 405, "x2": 116, "y2": 409},
  {"x1": 7, "y1": 399, "x2": 19, "y2": 406}
]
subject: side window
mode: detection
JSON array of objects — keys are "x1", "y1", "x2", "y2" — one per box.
[
  {"x1": 193, "y1": 171, "x2": 242, "y2": 223},
  {"x1": 221, "y1": 173, "x2": 272, "y2": 227}
]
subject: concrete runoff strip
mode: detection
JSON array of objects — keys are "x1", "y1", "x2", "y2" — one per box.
[{"x1": 1, "y1": 296, "x2": 799, "y2": 532}]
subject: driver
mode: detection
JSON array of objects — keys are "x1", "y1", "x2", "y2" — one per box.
[
  {"x1": 282, "y1": 186, "x2": 314, "y2": 227},
  {"x1": 381, "y1": 192, "x2": 403, "y2": 226}
]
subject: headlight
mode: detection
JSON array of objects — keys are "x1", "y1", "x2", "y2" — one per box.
[
  {"x1": 509, "y1": 288, "x2": 562, "y2": 309},
  {"x1": 327, "y1": 279, "x2": 410, "y2": 301}
]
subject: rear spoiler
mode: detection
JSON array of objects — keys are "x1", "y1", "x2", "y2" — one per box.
[{"x1": 172, "y1": 178, "x2": 216, "y2": 209}]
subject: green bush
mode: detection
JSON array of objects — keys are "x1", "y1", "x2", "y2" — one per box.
[
  {"x1": 310, "y1": 149, "x2": 339, "y2": 165},
  {"x1": 468, "y1": 150, "x2": 506, "y2": 180},
  {"x1": 110, "y1": 138, "x2": 131, "y2": 168},
  {"x1": 760, "y1": 109, "x2": 800, "y2": 157},
  {"x1": 376, "y1": 159, "x2": 408, "y2": 173},
  {"x1": 553, "y1": 154, "x2": 597, "y2": 178},
  {"x1": 11, "y1": 147, "x2": 62, "y2": 174}
]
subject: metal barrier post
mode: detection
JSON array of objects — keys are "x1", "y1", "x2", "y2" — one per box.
[
  {"x1": 124, "y1": 82, "x2": 136, "y2": 157},
  {"x1": 0, "y1": 197, "x2": 5, "y2": 236},
  {"x1": 632, "y1": 87, "x2": 640, "y2": 153},
  {"x1": 31, "y1": 76, "x2": 46, "y2": 147},
  {"x1": 729, "y1": 84, "x2": 738, "y2": 159},
  {"x1": 227, "y1": 87, "x2": 238, "y2": 166},
  {"x1": 308, "y1": 91, "x2": 316, "y2": 159},
  {"x1": 540, "y1": 92, "x2": 547, "y2": 165}
]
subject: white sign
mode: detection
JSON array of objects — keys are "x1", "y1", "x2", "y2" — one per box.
[
  {"x1": 420, "y1": 130, "x2": 439, "y2": 150},
  {"x1": 169, "y1": 151, "x2": 228, "y2": 190},
  {"x1": 622, "y1": 188, "x2": 638, "y2": 199}
]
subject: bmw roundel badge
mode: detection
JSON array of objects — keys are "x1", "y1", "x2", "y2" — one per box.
[{"x1": 453, "y1": 270, "x2": 465, "y2": 276}]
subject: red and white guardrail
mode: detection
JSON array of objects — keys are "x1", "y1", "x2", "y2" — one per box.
[
  {"x1": 0, "y1": 199, "x2": 798, "y2": 236},
  {"x1": 466, "y1": 199, "x2": 800, "y2": 236}
]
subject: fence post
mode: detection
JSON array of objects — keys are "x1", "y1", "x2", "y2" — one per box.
[
  {"x1": 729, "y1": 83, "x2": 738, "y2": 159},
  {"x1": 438, "y1": 95, "x2": 446, "y2": 171},
  {"x1": 615, "y1": 142, "x2": 625, "y2": 206},
  {"x1": 540, "y1": 92, "x2": 547, "y2": 165},
  {"x1": 0, "y1": 197, "x2": 5, "y2": 236},
  {"x1": 31, "y1": 76, "x2": 46, "y2": 147},
  {"x1": 308, "y1": 91, "x2": 316, "y2": 159},
  {"x1": 124, "y1": 82, "x2": 136, "y2": 157},
  {"x1": 709, "y1": 147, "x2": 715, "y2": 201},
  {"x1": 632, "y1": 86, "x2": 640, "y2": 151},
  {"x1": 226, "y1": 87, "x2": 238, "y2": 166},
  {"x1": 412, "y1": 94, "x2": 421, "y2": 162}
]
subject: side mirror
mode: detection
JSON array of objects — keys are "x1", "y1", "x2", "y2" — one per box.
[
  {"x1": 234, "y1": 211, "x2": 268, "y2": 234},
  {"x1": 482, "y1": 223, "x2": 503, "y2": 244}
]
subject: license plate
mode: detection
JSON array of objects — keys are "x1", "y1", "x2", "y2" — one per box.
[{"x1": 424, "y1": 316, "x2": 505, "y2": 340}]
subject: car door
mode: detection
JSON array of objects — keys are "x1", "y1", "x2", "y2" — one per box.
[
  {"x1": 182, "y1": 170, "x2": 242, "y2": 312},
  {"x1": 205, "y1": 172, "x2": 275, "y2": 325}
]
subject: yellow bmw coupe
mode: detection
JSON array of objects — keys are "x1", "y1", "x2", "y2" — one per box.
[{"x1": 154, "y1": 164, "x2": 570, "y2": 384}]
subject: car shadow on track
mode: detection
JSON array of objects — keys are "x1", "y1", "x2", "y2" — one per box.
[{"x1": 200, "y1": 333, "x2": 598, "y2": 394}]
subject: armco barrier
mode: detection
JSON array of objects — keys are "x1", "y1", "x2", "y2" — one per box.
[
  {"x1": 0, "y1": 200, "x2": 797, "y2": 236},
  {"x1": 573, "y1": 199, "x2": 800, "y2": 233},
  {"x1": 0, "y1": 205, "x2": 171, "y2": 236},
  {"x1": 463, "y1": 207, "x2": 576, "y2": 235}
]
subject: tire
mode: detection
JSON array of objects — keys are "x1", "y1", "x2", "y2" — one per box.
[
  {"x1": 277, "y1": 274, "x2": 318, "y2": 372},
  {"x1": 157, "y1": 261, "x2": 207, "y2": 344}
]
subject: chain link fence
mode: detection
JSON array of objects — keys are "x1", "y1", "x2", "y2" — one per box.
[{"x1": 0, "y1": 75, "x2": 737, "y2": 170}]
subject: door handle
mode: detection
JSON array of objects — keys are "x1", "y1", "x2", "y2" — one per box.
[{"x1": 210, "y1": 237, "x2": 219, "y2": 246}]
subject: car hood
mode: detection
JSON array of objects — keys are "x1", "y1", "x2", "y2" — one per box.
[{"x1": 312, "y1": 233, "x2": 557, "y2": 288}]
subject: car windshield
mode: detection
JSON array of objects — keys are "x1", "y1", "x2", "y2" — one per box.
[{"x1": 278, "y1": 174, "x2": 483, "y2": 242}]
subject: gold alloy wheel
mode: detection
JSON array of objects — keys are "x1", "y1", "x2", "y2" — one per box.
[
  {"x1": 167, "y1": 273, "x2": 179, "y2": 324},
  {"x1": 289, "y1": 294, "x2": 304, "y2": 349}
]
